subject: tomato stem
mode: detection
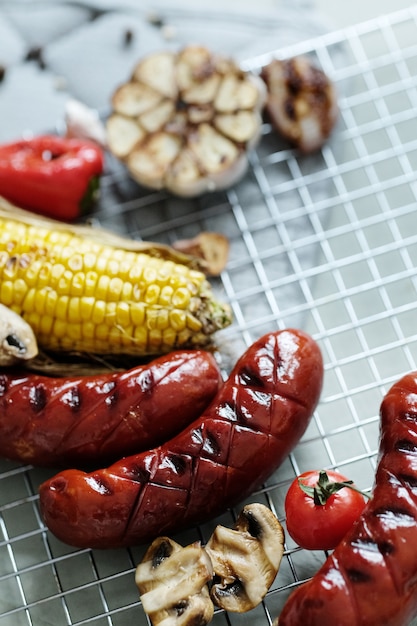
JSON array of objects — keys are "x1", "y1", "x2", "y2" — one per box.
[{"x1": 298, "y1": 470, "x2": 371, "y2": 506}]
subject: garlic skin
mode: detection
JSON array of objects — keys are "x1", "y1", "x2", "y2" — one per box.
[
  {"x1": 0, "y1": 303, "x2": 38, "y2": 366},
  {"x1": 106, "y1": 45, "x2": 266, "y2": 196},
  {"x1": 65, "y1": 98, "x2": 107, "y2": 148}
]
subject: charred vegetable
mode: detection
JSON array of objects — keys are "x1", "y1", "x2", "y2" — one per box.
[
  {"x1": 0, "y1": 199, "x2": 232, "y2": 357},
  {"x1": 261, "y1": 55, "x2": 338, "y2": 153},
  {"x1": 106, "y1": 45, "x2": 266, "y2": 196},
  {"x1": 135, "y1": 537, "x2": 214, "y2": 626},
  {"x1": 206, "y1": 503, "x2": 285, "y2": 612}
]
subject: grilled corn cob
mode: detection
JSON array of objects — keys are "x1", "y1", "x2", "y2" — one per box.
[{"x1": 0, "y1": 198, "x2": 232, "y2": 357}]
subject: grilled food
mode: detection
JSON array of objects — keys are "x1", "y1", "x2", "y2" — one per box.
[
  {"x1": 106, "y1": 45, "x2": 266, "y2": 196},
  {"x1": 0, "y1": 198, "x2": 232, "y2": 357}
]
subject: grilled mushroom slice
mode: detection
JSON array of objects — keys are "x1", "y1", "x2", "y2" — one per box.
[
  {"x1": 172, "y1": 231, "x2": 229, "y2": 277},
  {"x1": 261, "y1": 55, "x2": 338, "y2": 153},
  {"x1": 135, "y1": 536, "x2": 214, "y2": 626},
  {"x1": 106, "y1": 45, "x2": 266, "y2": 196},
  {"x1": 205, "y1": 503, "x2": 285, "y2": 613}
]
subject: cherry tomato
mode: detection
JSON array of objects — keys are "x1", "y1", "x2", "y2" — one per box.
[{"x1": 284, "y1": 469, "x2": 368, "y2": 551}]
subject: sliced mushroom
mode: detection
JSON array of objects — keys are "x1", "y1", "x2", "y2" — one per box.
[
  {"x1": 106, "y1": 45, "x2": 266, "y2": 196},
  {"x1": 0, "y1": 304, "x2": 38, "y2": 366},
  {"x1": 205, "y1": 503, "x2": 285, "y2": 613},
  {"x1": 261, "y1": 55, "x2": 338, "y2": 153},
  {"x1": 135, "y1": 536, "x2": 214, "y2": 626}
]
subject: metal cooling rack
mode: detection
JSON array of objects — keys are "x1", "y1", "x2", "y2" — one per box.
[{"x1": 2, "y1": 5, "x2": 417, "y2": 625}]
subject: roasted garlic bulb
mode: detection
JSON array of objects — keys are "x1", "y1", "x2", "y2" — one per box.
[
  {"x1": 261, "y1": 55, "x2": 338, "y2": 153},
  {"x1": 106, "y1": 45, "x2": 266, "y2": 196}
]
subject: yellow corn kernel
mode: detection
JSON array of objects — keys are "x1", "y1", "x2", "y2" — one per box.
[
  {"x1": 107, "y1": 259, "x2": 120, "y2": 276},
  {"x1": 186, "y1": 312, "x2": 203, "y2": 332},
  {"x1": 55, "y1": 296, "x2": 69, "y2": 321},
  {"x1": 23, "y1": 288, "x2": 36, "y2": 314},
  {"x1": 92, "y1": 300, "x2": 106, "y2": 325},
  {"x1": 39, "y1": 315, "x2": 53, "y2": 336},
  {"x1": 133, "y1": 325, "x2": 148, "y2": 347},
  {"x1": 145, "y1": 284, "x2": 160, "y2": 305},
  {"x1": 108, "y1": 277, "x2": 124, "y2": 301},
  {"x1": 68, "y1": 254, "x2": 84, "y2": 272},
  {"x1": 145, "y1": 310, "x2": 157, "y2": 330},
  {"x1": 10, "y1": 277, "x2": 27, "y2": 305},
  {"x1": 85, "y1": 270, "x2": 98, "y2": 296},
  {"x1": 122, "y1": 281, "x2": 133, "y2": 301},
  {"x1": 155, "y1": 309, "x2": 169, "y2": 330},
  {"x1": 116, "y1": 301, "x2": 131, "y2": 327},
  {"x1": 149, "y1": 328, "x2": 163, "y2": 348},
  {"x1": 162, "y1": 327, "x2": 177, "y2": 347},
  {"x1": 26, "y1": 311, "x2": 41, "y2": 332},
  {"x1": 53, "y1": 319, "x2": 68, "y2": 339},
  {"x1": 95, "y1": 323, "x2": 110, "y2": 341},
  {"x1": 57, "y1": 270, "x2": 73, "y2": 295},
  {"x1": 45, "y1": 290, "x2": 58, "y2": 317},
  {"x1": 34, "y1": 289, "x2": 46, "y2": 315},
  {"x1": 81, "y1": 322, "x2": 94, "y2": 340},
  {"x1": 38, "y1": 262, "x2": 52, "y2": 288},
  {"x1": 143, "y1": 266, "x2": 157, "y2": 285},
  {"x1": 96, "y1": 275, "x2": 110, "y2": 301},
  {"x1": 108, "y1": 326, "x2": 122, "y2": 346},
  {"x1": 119, "y1": 326, "x2": 134, "y2": 346},
  {"x1": 68, "y1": 298, "x2": 80, "y2": 324},
  {"x1": 159, "y1": 285, "x2": 174, "y2": 306},
  {"x1": 80, "y1": 296, "x2": 95, "y2": 321},
  {"x1": 67, "y1": 323, "x2": 82, "y2": 341},
  {"x1": 172, "y1": 286, "x2": 191, "y2": 308},
  {"x1": 128, "y1": 264, "x2": 143, "y2": 284},
  {"x1": 71, "y1": 272, "x2": 86, "y2": 297},
  {"x1": 105, "y1": 302, "x2": 117, "y2": 325},
  {"x1": 0, "y1": 280, "x2": 13, "y2": 306},
  {"x1": 50, "y1": 263, "x2": 66, "y2": 288},
  {"x1": 169, "y1": 309, "x2": 186, "y2": 331},
  {"x1": 131, "y1": 303, "x2": 146, "y2": 326},
  {"x1": 18, "y1": 260, "x2": 40, "y2": 286}
]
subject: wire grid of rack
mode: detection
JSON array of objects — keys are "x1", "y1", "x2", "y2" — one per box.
[{"x1": 2, "y1": 5, "x2": 417, "y2": 625}]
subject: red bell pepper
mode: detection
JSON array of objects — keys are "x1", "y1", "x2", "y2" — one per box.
[{"x1": 0, "y1": 134, "x2": 104, "y2": 221}]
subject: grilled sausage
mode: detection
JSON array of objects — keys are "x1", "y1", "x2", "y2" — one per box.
[
  {"x1": 39, "y1": 328, "x2": 323, "y2": 549},
  {"x1": 0, "y1": 350, "x2": 222, "y2": 468},
  {"x1": 277, "y1": 371, "x2": 417, "y2": 626}
]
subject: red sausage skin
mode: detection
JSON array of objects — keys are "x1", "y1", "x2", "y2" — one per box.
[
  {"x1": 39, "y1": 328, "x2": 323, "y2": 549},
  {"x1": 0, "y1": 350, "x2": 222, "y2": 468},
  {"x1": 278, "y1": 372, "x2": 417, "y2": 626}
]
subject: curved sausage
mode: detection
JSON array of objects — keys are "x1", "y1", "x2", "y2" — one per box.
[
  {"x1": 277, "y1": 371, "x2": 417, "y2": 626},
  {"x1": 0, "y1": 350, "x2": 222, "y2": 468},
  {"x1": 39, "y1": 328, "x2": 323, "y2": 549}
]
